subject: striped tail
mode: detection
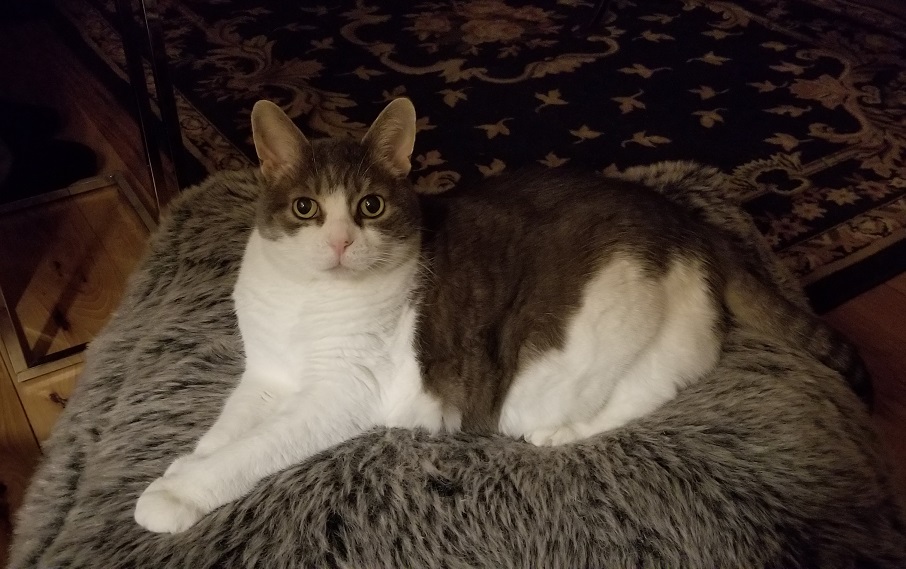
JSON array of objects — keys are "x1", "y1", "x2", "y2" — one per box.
[{"x1": 724, "y1": 270, "x2": 873, "y2": 407}]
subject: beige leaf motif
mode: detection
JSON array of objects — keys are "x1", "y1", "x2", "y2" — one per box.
[
  {"x1": 599, "y1": 164, "x2": 620, "y2": 176},
  {"x1": 639, "y1": 29, "x2": 675, "y2": 42},
  {"x1": 765, "y1": 105, "x2": 812, "y2": 117},
  {"x1": 693, "y1": 109, "x2": 725, "y2": 128},
  {"x1": 527, "y1": 39, "x2": 557, "y2": 49},
  {"x1": 476, "y1": 119, "x2": 512, "y2": 139},
  {"x1": 382, "y1": 86, "x2": 407, "y2": 101},
  {"x1": 688, "y1": 51, "x2": 731, "y2": 65},
  {"x1": 570, "y1": 125, "x2": 603, "y2": 143},
  {"x1": 688, "y1": 85, "x2": 728, "y2": 100},
  {"x1": 311, "y1": 37, "x2": 334, "y2": 50},
  {"x1": 791, "y1": 200, "x2": 826, "y2": 221},
  {"x1": 618, "y1": 63, "x2": 671, "y2": 78},
  {"x1": 612, "y1": 90, "x2": 646, "y2": 114},
  {"x1": 416, "y1": 116, "x2": 436, "y2": 132},
  {"x1": 499, "y1": 45, "x2": 521, "y2": 58},
  {"x1": 748, "y1": 80, "x2": 785, "y2": 92},
  {"x1": 761, "y1": 41, "x2": 788, "y2": 51},
  {"x1": 440, "y1": 60, "x2": 475, "y2": 83},
  {"x1": 639, "y1": 14, "x2": 674, "y2": 24},
  {"x1": 478, "y1": 159, "x2": 506, "y2": 177},
  {"x1": 369, "y1": 42, "x2": 394, "y2": 57},
  {"x1": 415, "y1": 150, "x2": 446, "y2": 171},
  {"x1": 825, "y1": 188, "x2": 859, "y2": 206},
  {"x1": 770, "y1": 61, "x2": 808, "y2": 75},
  {"x1": 765, "y1": 133, "x2": 802, "y2": 151},
  {"x1": 701, "y1": 30, "x2": 736, "y2": 40},
  {"x1": 535, "y1": 89, "x2": 568, "y2": 111},
  {"x1": 439, "y1": 88, "x2": 467, "y2": 108},
  {"x1": 530, "y1": 54, "x2": 599, "y2": 78},
  {"x1": 352, "y1": 66, "x2": 384, "y2": 80},
  {"x1": 539, "y1": 152, "x2": 570, "y2": 168},
  {"x1": 415, "y1": 170, "x2": 461, "y2": 194},
  {"x1": 621, "y1": 131, "x2": 671, "y2": 148}
]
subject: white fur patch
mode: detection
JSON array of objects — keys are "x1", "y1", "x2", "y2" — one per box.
[
  {"x1": 135, "y1": 228, "x2": 444, "y2": 533},
  {"x1": 499, "y1": 255, "x2": 721, "y2": 445}
]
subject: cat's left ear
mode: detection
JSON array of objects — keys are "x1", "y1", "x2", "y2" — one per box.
[
  {"x1": 362, "y1": 98, "x2": 416, "y2": 179},
  {"x1": 251, "y1": 100, "x2": 311, "y2": 183}
]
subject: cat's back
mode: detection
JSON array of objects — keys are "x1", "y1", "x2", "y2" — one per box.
[
  {"x1": 416, "y1": 170, "x2": 725, "y2": 432},
  {"x1": 422, "y1": 169, "x2": 714, "y2": 260}
]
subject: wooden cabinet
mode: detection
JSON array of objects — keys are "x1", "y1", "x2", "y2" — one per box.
[{"x1": 0, "y1": 175, "x2": 153, "y2": 564}]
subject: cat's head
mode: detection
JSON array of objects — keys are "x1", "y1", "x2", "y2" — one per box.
[{"x1": 250, "y1": 98, "x2": 421, "y2": 279}]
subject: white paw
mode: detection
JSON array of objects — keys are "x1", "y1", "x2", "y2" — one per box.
[
  {"x1": 525, "y1": 424, "x2": 582, "y2": 446},
  {"x1": 134, "y1": 477, "x2": 206, "y2": 533}
]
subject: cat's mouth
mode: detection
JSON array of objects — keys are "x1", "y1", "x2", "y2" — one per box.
[{"x1": 325, "y1": 260, "x2": 356, "y2": 275}]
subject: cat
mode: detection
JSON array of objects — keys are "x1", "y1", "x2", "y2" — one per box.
[{"x1": 134, "y1": 98, "x2": 868, "y2": 533}]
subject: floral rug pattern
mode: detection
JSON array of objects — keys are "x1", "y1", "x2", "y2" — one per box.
[{"x1": 58, "y1": 0, "x2": 906, "y2": 309}]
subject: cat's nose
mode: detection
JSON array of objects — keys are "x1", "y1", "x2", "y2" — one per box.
[{"x1": 330, "y1": 238, "x2": 353, "y2": 259}]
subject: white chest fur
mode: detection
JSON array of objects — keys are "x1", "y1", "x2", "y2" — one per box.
[{"x1": 233, "y1": 230, "x2": 446, "y2": 430}]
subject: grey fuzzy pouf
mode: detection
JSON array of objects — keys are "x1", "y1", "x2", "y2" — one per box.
[{"x1": 10, "y1": 163, "x2": 906, "y2": 568}]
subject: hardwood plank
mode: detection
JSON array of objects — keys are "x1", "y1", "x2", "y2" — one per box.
[
  {"x1": 885, "y1": 271, "x2": 906, "y2": 298},
  {"x1": 0, "y1": 193, "x2": 128, "y2": 362},
  {"x1": 72, "y1": 185, "x2": 149, "y2": 283},
  {"x1": 15, "y1": 364, "x2": 82, "y2": 445},
  {"x1": 0, "y1": 360, "x2": 41, "y2": 569},
  {"x1": 825, "y1": 282, "x2": 906, "y2": 497}
]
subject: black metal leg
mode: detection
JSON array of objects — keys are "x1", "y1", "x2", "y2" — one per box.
[
  {"x1": 113, "y1": 0, "x2": 185, "y2": 209},
  {"x1": 139, "y1": 0, "x2": 189, "y2": 190}
]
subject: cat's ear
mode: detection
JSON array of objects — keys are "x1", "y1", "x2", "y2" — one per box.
[
  {"x1": 251, "y1": 100, "x2": 311, "y2": 183},
  {"x1": 362, "y1": 98, "x2": 416, "y2": 179}
]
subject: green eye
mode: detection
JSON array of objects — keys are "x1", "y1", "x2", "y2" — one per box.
[
  {"x1": 292, "y1": 198, "x2": 319, "y2": 219},
  {"x1": 359, "y1": 195, "x2": 385, "y2": 218}
]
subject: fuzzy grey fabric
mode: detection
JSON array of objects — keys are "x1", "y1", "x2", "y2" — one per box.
[{"x1": 10, "y1": 163, "x2": 906, "y2": 568}]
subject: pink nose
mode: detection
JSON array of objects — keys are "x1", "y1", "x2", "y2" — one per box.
[{"x1": 330, "y1": 238, "x2": 353, "y2": 259}]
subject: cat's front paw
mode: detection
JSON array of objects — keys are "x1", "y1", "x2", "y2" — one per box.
[
  {"x1": 525, "y1": 424, "x2": 582, "y2": 446},
  {"x1": 135, "y1": 477, "x2": 206, "y2": 533}
]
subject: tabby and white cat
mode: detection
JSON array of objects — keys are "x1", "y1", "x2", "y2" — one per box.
[{"x1": 135, "y1": 98, "x2": 866, "y2": 533}]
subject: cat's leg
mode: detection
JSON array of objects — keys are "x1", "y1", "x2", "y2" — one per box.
[
  {"x1": 571, "y1": 280, "x2": 723, "y2": 438},
  {"x1": 512, "y1": 260, "x2": 666, "y2": 447},
  {"x1": 161, "y1": 372, "x2": 290, "y2": 481},
  {"x1": 134, "y1": 379, "x2": 375, "y2": 533},
  {"x1": 522, "y1": 260, "x2": 721, "y2": 446},
  {"x1": 190, "y1": 371, "x2": 289, "y2": 458}
]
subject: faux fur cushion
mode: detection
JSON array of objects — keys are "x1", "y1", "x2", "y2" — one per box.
[{"x1": 10, "y1": 163, "x2": 906, "y2": 568}]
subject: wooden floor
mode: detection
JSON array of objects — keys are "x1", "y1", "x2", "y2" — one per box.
[
  {"x1": 1, "y1": 11, "x2": 905, "y2": 568},
  {"x1": 826, "y1": 276, "x2": 906, "y2": 497},
  {"x1": 0, "y1": 15, "x2": 156, "y2": 567}
]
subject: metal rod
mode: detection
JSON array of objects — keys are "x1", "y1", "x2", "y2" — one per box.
[
  {"x1": 140, "y1": 0, "x2": 189, "y2": 191},
  {"x1": 113, "y1": 0, "x2": 166, "y2": 215}
]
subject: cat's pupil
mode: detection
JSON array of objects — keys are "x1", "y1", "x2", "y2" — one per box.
[
  {"x1": 361, "y1": 195, "x2": 384, "y2": 217},
  {"x1": 293, "y1": 198, "x2": 318, "y2": 219}
]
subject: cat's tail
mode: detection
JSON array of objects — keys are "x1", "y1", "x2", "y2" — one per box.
[{"x1": 723, "y1": 270, "x2": 873, "y2": 407}]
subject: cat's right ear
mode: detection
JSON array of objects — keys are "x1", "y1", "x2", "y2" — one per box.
[{"x1": 251, "y1": 100, "x2": 311, "y2": 183}]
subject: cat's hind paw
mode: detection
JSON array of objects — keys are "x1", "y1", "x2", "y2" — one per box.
[
  {"x1": 525, "y1": 424, "x2": 582, "y2": 446},
  {"x1": 135, "y1": 477, "x2": 206, "y2": 534}
]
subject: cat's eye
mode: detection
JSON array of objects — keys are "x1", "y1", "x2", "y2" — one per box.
[
  {"x1": 359, "y1": 195, "x2": 385, "y2": 218},
  {"x1": 292, "y1": 198, "x2": 319, "y2": 219}
]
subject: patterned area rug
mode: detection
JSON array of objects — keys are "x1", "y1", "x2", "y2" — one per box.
[{"x1": 57, "y1": 0, "x2": 906, "y2": 311}]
